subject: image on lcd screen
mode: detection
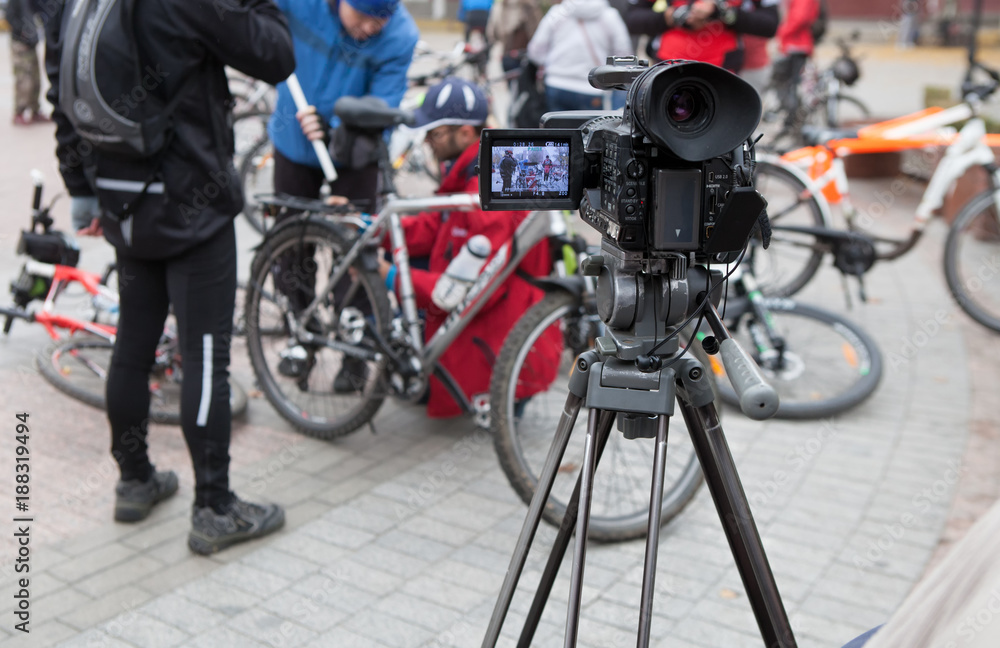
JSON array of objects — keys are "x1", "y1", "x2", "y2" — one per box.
[{"x1": 490, "y1": 140, "x2": 570, "y2": 200}]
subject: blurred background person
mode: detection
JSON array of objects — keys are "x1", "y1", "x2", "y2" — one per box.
[
  {"x1": 774, "y1": 0, "x2": 820, "y2": 129},
  {"x1": 527, "y1": 0, "x2": 634, "y2": 111},
  {"x1": 487, "y1": 0, "x2": 543, "y2": 76},
  {"x1": 7, "y1": 0, "x2": 48, "y2": 125},
  {"x1": 626, "y1": 0, "x2": 779, "y2": 72}
]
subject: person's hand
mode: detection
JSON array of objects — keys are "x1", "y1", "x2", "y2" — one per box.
[
  {"x1": 70, "y1": 196, "x2": 103, "y2": 236},
  {"x1": 686, "y1": 0, "x2": 717, "y2": 29},
  {"x1": 325, "y1": 195, "x2": 350, "y2": 206},
  {"x1": 296, "y1": 106, "x2": 327, "y2": 142},
  {"x1": 377, "y1": 257, "x2": 392, "y2": 281}
]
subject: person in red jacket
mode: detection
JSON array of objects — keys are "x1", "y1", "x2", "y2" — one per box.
[
  {"x1": 382, "y1": 78, "x2": 560, "y2": 417},
  {"x1": 775, "y1": 0, "x2": 820, "y2": 127},
  {"x1": 626, "y1": 0, "x2": 778, "y2": 72}
]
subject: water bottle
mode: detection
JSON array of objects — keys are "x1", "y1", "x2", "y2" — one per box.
[
  {"x1": 91, "y1": 292, "x2": 119, "y2": 326},
  {"x1": 432, "y1": 235, "x2": 492, "y2": 311}
]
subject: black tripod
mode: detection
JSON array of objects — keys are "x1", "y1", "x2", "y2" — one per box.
[{"x1": 481, "y1": 254, "x2": 797, "y2": 647}]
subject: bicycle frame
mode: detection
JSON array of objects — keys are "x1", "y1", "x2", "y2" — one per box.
[
  {"x1": 0, "y1": 261, "x2": 117, "y2": 342},
  {"x1": 295, "y1": 194, "x2": 564, "y2": 410},
  {"x1": 779, "y1": 97, "x2": 1000, "y2": 260}
]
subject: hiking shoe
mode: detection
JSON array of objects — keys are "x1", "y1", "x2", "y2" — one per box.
[
  {"x1": 188, "y1": 496, "x2": 285, "y2": 555},
  {"x1": 114, "y1": 470, "x2": 179, "y2": 522},
  {"x1": 333, "y1": 356, "x2": 369, "y2": 394}
]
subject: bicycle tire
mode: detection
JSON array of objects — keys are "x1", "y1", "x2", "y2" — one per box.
[
  {"x1": 35, "y1": 337, "x2": 249, "y2": 424},
  {"x1": 751, "y1": 160, "x2": 827, "y2": 297},
  {"x1": 238, "y1": 134, "x2": 275, "y2": 235},
  {"x1": 825, "y1": 93, "x2": 871, "y2": 129},
  {"x1": 490, "y1": 291, "x2": 706, "y2": 542},
  {"x1": 944, "y1": 188, "x2": 1000, "y2": 332},
  {"x1": 244, "y1": 218, "x2": 392, "y2": 439},
  {"x1": 714, "y1": 299, "x2": 883, "y2": 419}
]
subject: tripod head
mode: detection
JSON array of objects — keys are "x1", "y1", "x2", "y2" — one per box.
[{"x1": 581, "y1": 242, "x2": 780, "y2": 425}]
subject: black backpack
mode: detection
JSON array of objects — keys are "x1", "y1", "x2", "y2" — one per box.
[
  {"x1": 811, "y1": 0, "x2": 829, "y2": 45},
  {"x1": 58, "y1": 0, "x2": 182, "y2": 158},
  {"x1": 508, "y1": 59, "x2": 548, "y2": 129}
]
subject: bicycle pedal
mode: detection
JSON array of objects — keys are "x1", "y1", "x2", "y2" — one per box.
[{"x1": 278, "y1": 345, "x2": 314, "y2": 380}]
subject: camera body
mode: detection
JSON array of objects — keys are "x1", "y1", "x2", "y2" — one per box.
[{"x1": 480, "y1": 57, "x2": 765, "y2": 264}]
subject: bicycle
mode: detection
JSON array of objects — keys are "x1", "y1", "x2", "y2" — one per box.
[
  {"x1": 241, "y1": 96, "x2": 565, "y2": 437},
  {"x1": 0, "y1": 174, "x2": 248, "y2": 423},
  {"x1": 760, "y1": 32, "x2": 870, "y2": 154},
  {"x1": 750, "y1": 58, "x2": 1000, "y2": 332}
]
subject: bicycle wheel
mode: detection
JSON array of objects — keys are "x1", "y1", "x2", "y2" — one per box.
[
  {"x1": 244, "y1": 219, "x2": 392, "y2": 439},
  {"x1": 490, "y1": 292, "x2": 705, "y2": 542},
  {"x1": 944, "y1": 188, "x2": 1000, "y2": 332},
  {"x1": 825, "y1": 93, "x2": 871, "y2": 129},
  {"x1": 751, "y1": 160, "x2": 827, "y2": 297},
  {"x1": 238, "y1": 134, "x2": 275, "y2": 234},
  {"x1": 233, "y1": 109, "x2": 270, "y2": 166},
  {"x1": 714, "y1": 299, "x2": 883, "y2": 419},
  {"x1": 35, "y1": 337, "x2": 249, "y2": 424}
]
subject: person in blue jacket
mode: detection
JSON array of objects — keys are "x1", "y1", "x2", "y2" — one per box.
[
  {"x1": 272, "y1": 0, "x2": 417, "y2": 391},
  {"x1": 459, "y1": 0, "x2": 494, "y2": 43},
  {"x1": 270, "y1": 0, "x2": 419, "y2": 209}
]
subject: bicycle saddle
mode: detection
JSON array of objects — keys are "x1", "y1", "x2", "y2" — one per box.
[
  {"x1": 801, "y1": 125, "x2": 859, "y2": 146},
  {"x1": 334, "y1": 96, "x2": 415, "y2": 131}
]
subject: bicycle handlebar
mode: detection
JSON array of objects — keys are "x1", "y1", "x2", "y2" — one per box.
[{"x1": 962, "y1": 60, "x2": 1000, "y2": 102}]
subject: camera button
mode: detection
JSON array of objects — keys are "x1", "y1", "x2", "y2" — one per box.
[
  {"x1": 627, "y1": 161, "x2": 645, "y2": 178},
  {"x1": 626, "y1": 187, "x2": 636, "y2": 197},
  {"x1": 625, "y1": 205, "x2": 636, "y2": 215}
]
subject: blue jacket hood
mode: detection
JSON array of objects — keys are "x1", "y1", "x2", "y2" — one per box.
[{"x1": 269, "y1": 0, "x2": 418, "y2": 168}]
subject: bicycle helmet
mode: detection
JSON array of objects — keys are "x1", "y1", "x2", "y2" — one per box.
[
  {"x1": 832, "y1": 57, "x2": 860, "y2": 86},
  {"x1": 413, "y1": 78, "x2": 489, "y2": 130}
]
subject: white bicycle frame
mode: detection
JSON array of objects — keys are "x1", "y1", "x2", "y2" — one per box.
[{"x1": 773, "y1": 96, "x2": 1000, "y2": 242}]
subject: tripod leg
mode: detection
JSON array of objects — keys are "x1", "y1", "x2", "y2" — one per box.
[
  {"x1": 678, "y1": 400, "x2": 798, "y2": 648},
  {"x1": 637, "y1": 414, "x2": 670, "y2": 648},
  {"x1": 482, "y1": 392, "x2": 585, "y2": 648},
  {"x1": 564, "y1": 407, "x2": 603, "y2": 648},
  {"x1": 517, "y1": 409, "x2": 616, "y2": 648}
]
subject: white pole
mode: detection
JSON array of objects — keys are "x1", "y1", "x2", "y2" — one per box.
[{"x1": 285, "y1": 73, "x2": 339, "y2": 182}]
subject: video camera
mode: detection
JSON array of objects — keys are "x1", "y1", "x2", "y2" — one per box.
[{"x1": 480, "y1": 57, "x2": 766, "y2": 264}]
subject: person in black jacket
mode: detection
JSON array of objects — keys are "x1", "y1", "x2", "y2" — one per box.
[
  {"x1": 45, "y1": 0, "x2": 297, "y2": 554},
  {"x1": 626, "y1": 0, "x2": 778, "y2": 72}
]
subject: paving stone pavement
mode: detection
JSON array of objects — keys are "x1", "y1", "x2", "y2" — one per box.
[{"x1": 0, "y1": 26, "x2": 998, "y2": 648}]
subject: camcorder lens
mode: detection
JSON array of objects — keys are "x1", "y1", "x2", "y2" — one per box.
[{"x1": 667, "y1": 88, "x2": 699, "y2": 123}]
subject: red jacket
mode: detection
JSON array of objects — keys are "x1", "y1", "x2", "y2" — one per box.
[
  {"x1": 396, "y1": 143, "x2": 561, "y2": 418},
  {"x1": 777, "y1": 0, "x2": 819, "y2": 56},
  {"x1": 657, "y1": 0, "x2": 741, "y2": 69}
]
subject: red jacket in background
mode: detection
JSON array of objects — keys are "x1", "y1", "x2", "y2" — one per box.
[
  {"x1": 742, "y1": 34, "x2": 770, "y2": 71},
  {"x1": 777, "y1": 0, "x2": 819, "y2": 56},
  {"x1": 657, "y1": 0, "x2": 741, "y2": 69},
  {"x1": 396, "y1": 142, "x2": 561, "y2": 418}
]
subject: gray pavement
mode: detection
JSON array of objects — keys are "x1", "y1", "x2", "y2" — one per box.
[{"x1": 0, "y1": 26, "x2": 998, "y2": 648}]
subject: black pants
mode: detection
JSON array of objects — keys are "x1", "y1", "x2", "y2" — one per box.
[
  {"x1": 107, "y1": 222, "x2": 237, "y2": 509},
  {"x1": 779, "y1": 53, "x2": 809, "y2": 129},
  {"x1": 272, "y1": 149, "x2": 379, "y2": 312}
]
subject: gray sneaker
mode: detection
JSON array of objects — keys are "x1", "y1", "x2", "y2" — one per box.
[
  {"x1": 188, "y1": 496, "x2": 285, "y2": 555},
  {"x1": 114, "y1": 470, "x2": 179, "y2": 522}
]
